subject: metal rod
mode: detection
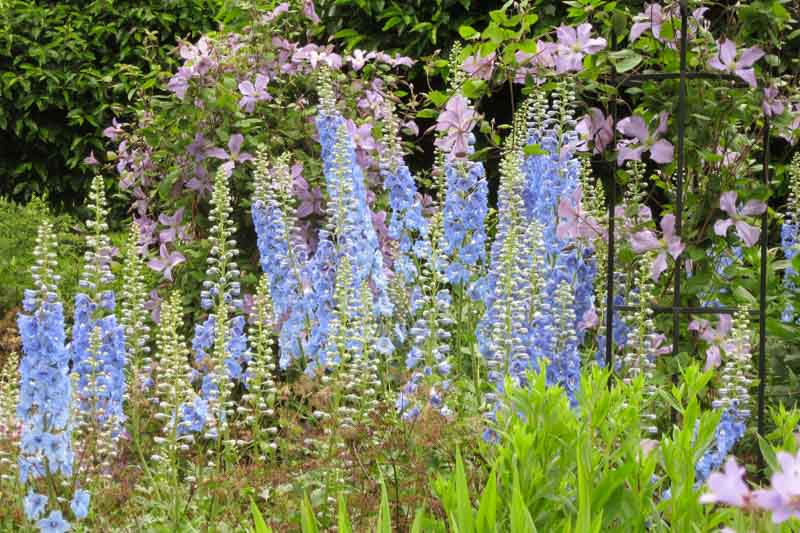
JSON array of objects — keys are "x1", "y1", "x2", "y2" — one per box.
[
  {"x1": 672, "y1": 0, "x2": 689, "y2": 362},
  {"x1": 604, "y1": 30, "x2": 618, "y2": 370},
  {"x1": 758, "y1": 117, "x2": 770, "y2": 438},
  {"x1": 614, "y1": 305, "x2": 759, "y2": 315},
  {"x1": 613, "y1": 71, "x2": 750, "y2": 87}
]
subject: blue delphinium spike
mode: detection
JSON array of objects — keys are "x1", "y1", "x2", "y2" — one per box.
[{"x1": 71, "y1": 176, "x2": 127, "y2": 438}]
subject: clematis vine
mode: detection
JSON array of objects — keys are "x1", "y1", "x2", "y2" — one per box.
[
  {"x1": 689, "y1": 314, "x2": 733, "y2": 370},
  {"x1": 752, "y1": 449, "x2": 800, "y2": 523},
  {"x1": 238, "y1": 74, "x2": 271, "y2": 112},
  {"x1": 629, "y1": 214, "x2": 684, "y2": 281},
  {"x1": 435, "y1": 94, "x2": 478, "y2": 158},
  {"x1": 556, "y1": 187, "x2": 602, "y2": 241},
  {"x1": 207, "y1": 133, "x2": 253, "y2": 176},
  {"x1": 762, "y1": 87, "x2": 785, "y2": 117},
  {"x1": 617, "y1": 112, "x2": 674, "y2": 164},
  {"x1": 462, "y1": 52, "x2": 496, "y2": 81},
  {"x1": 148, "y1": 243, "x2": 186, "y2": 282},
  {"x1": 708, "y1": 38, "x2": 764, "y2": 89},
  {"x1": 713, "y1": 191, "x2": 767, "y2": 247},
  {"x1": 575, "y1": 107, "x2": 613, "y2": 154},
  {"x1": 699, "y1": 457, "x2": 753, "y2": 508},
  {"x1": 554, "y1": 23, "x2": 607, "y2": 73}
]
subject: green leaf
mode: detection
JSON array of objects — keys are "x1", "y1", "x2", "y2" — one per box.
[
  {"x1": 454, "y1": 449, "x2": 474, "y2": 532},
  {"x1": 377, "y1": 479, "x2": 392, "y2": 533},
  {"x1": 476, "y1": 467, "x2": 497, "y2": 532},
  {"x1": 609, "y1": 50, "x2": 643, "y2": 73},
  {"x1": 510, "y1": 467, "x2": 536, "y2": 533},
  {"x1": 524, "y1": 143, "x2": 548, "y2": 156},
  {"x1": 410, "y1": 508, "x2": 426, "y2": 533},
  {"x1": 251, "y1": 499, "x2": 273, "y2": 533},
  {"x1": 337, "y1": 494, "x2": 353, "y2": 533},
  {"x1": 758, "y1": 435, "x2": 780, "y2": 475},
  {"x1": 458, "y1": 25, "x2": 479, "y2": 40},
  {"x1": 300, "y1": 492, "x2": 319, "y2": 533}
]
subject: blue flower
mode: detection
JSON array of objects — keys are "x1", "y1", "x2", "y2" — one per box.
[
  {"x1": 37, "y1": 510, "x2": 71, "y2": 533},
  {"x1": 24, "y1": 490, "x2": 48, "y2": 520},
  {"x1": 70, "y1": 489, "x2": 91, "y2": 520}
]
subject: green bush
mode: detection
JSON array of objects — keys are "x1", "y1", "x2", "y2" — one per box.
[
  {"x1": 0, "y1": 0, "x2": 222, "y2": 210},
  {"x1": 0, "y1": 197, "x2": 84, "y2": 315}
]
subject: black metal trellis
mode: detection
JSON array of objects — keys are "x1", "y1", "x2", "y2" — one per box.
[{"x1": 603, "y1": 1, "x2": 770, "y2": 440}]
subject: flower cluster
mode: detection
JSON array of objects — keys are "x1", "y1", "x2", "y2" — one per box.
[
  {"x1": 71, "y1": 176, "x2": 127, "y2": 442},
  {"x1": 17, "y1": 220, "x2": 90, "y2": 530},
  {"x1": 781, "y1": 154, "x2": 800, "y2": 322},
  {"x1": 695, "y1": 307, "x2": 753, "y2": 485}
]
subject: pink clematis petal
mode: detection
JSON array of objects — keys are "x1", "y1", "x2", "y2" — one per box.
[
  {"x1": 714, "y1": 218, "x2": 735, "y2": 237},
  {"x1": 740, "y1": 199, "x2": 767, "y2": 216},
  {"x1": 719, "y1": 191, "x2": 739, "y2": 217},
  {"x1": 650, "y1": 139, "x2": 675, "y2": 164},
  {"x1": 651, "y1": 252, "x2": 668, "y2": 281},
  {"x1": 630, "y1": 230, "x2": 661, "y2": 253},
  {"x1": 719, "y1": 38, "x2": 737, "y2": 66},
  {"x1": 705, "y1": 345, "x2": 722, "y2": 370},
  {"x1": 735, "y1": 220, "x2": 761, "y2": 247},
  {"x1": 738, "y1": 46, "x2": 765, "y2": 68},
  {"x1": 617, "y1": 116, "x2": 649, "y2": 142}
]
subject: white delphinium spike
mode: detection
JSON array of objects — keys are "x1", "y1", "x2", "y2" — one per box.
[
  {"x1": 0, "y1": 351, "x2": 20, "y2": 481},
  {"x1": 623, "y1": 253, "x2": 659, "y2": 434},
  {"x1": 242, "y1": 275, "x2": 279, "y2": 460},
  {"x1": 120, "y1": 221, "x2": 152, "y2": 393}
]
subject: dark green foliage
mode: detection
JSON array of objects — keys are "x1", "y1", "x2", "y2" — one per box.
[
  {"x1": 0, "y1": 197, "x2": 83, "y2": 314},
  {"x1": 0, "y1": 0, "x2": 222, "y2": 210}
]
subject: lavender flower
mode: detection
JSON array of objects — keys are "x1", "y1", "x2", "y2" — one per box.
[
  {"x1": 713, "y1": 191, "x2": 767, "y2": 247},
  {"x1": 575, "y1": 108, "x2": 613, "y2": 154},
  {"x1": 238, "y1": 74, "x2": 271, "y2": 112},
  {"x1": 434, "y1": 94, "x2": 478, "y2": 158},
  {"x1": 207, "y1": 133, "x2": 253, "y2": 176},
  {"x1": 462, "y1": 52, "x2": 496, "y2": 81},
  {"x1": 753, "y1": 450, "x2": 800, "y2": 523},
  {"x1": 617, "y1": 113, "x2": 674, "y2": 164},
  {"x1": 147, "y1": 243, "x2": 186, "y2": 282},
  {"x1": 700, "y1": 457, "x2": 752, "y2": 507},
  {"x1": 629, "y1": 214, "x2": 685, "y2": 281},
  {"x1": 708, "y1": 38, "x2": 764, "y2": 89},
  {"x1": 554, "y1": 23, "x2": 607, "y2": 73}
]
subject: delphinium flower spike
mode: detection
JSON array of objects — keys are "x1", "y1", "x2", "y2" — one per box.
[
  {"x1": 477, "y1": 104, "x2": 540, "y2": 430},
  {"x1": 71, "y1": 175, "x2": 127, "y2": 453},
  {"x1": 380, "y1": 101, "x2": 429, "y2": 286},
  {"x1": 622, "y1": 253, "x2": 667, "y2": 435},
  {"x1": 191, "y1": 167, "x2": 250, "y2": 445},
  {"x1": 147, "y1": 290, "x2": 197, "y2": 508},
  {"x1": 695, "y1": 307, "x2": 753, "y2": 485},
  {"x1": 241, "y1": 275, "x2": 279, "y2": 460},
  {"x1": 781, "y1": 153, "x2": 800, "y2": 322},
  {"x1": 119, "y1": 221, "x2": 153, "y2": 393},
  {"x1": 252, "y1": 148, "x2": 309, "y2": 367},
  {"x1": 17, "y1": 219, "x2": 89, "y2": 528},
  {"x1": 0, "y1": 350, "x2": 20, "y2": 484},
  {"x1": 396, "y1": 209, "x2": 455, "y2": 421}
]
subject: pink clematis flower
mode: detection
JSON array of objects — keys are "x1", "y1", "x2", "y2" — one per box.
[
  {"x1": 514, "y1": 41, "x2": 556, "y2": 84},
  {"x1": 753, "y1": 450, "x2": 800, "y2": 523},
  {"x1": 713, "y1": 191, "x2": 767, "y2": 247},
  {"x1": 617, "y1": 112, "x2": 674, "y2": 165},
  {"x1": 578, "y1": 307, "x2": 599, "y2": 331},
  {"x1": 158, "y1": 208, "x2": 190, "y2": 244},
  {"x1": 688, "y1": 314, "x2": 733, "y2": 370},
  {"x1": 554, "y1": 23, "x2": 607, "y2": 73},
  {"x1": 207, "y1": 133, "x2": 253, "y2": 176},
  {"x1": 629, "y1": 214, "x2": 685, "y2": 281},
  {"x1": 293, "y1": 165, "x2": 324, "y2": 218},
  {"x1": 762, "y1": 87, "x2": 785, "y2": 117},
  {"x1": 576, "y1": 108, "x2": 614, "y2": 154},
  {"x1": 434, "y1": 94, "x2": 478, "y2": 158},
  {"x1": 556, "y1": 187, "x2": 602, "y2": 241},
  {"x1": 708, "y1": 38, "x2": 764, "y2": 89},
  {"x1": 83, "y1": 151, "x2": 99, "y2": 166},
  {"x1": 148, "y1": 243, "x2": 185, "y2": 281},
  {"x1": 302, "y1": 0, "x2": 321, "y2": 24},
  {"x1": 238, "y1": 74, "x2": 271, "y2": 112},
  {"x1": 103, "y1": 118, "x2": 126, "y2": 141},
  {"x1": 143, "y1": 289, "x2": 163, "y2": 324},
  {"x1": 649, "y1": 334, "x2": 672, "y2": 356},
  {"x1": 700, "y1": 457, "x2": 753, "y2": 508},
  {"x1": 462, "y1": 52, "x2": 496, "y2": 81},
  {"x1": 262, "y1": 2, "x2": 289, "y2": 23}
]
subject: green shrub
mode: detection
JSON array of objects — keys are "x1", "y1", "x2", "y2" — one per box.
[
  {"x1": 0, "y1": 0, "x2": 222, "y2": 210},
  {"x1": 0, "y1": 197, "x2": 83, "y2": 315}
]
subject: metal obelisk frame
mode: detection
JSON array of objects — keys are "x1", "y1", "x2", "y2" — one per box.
[{"x1": 602, "y1": 0, "x2": 770, "y2": 438}]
